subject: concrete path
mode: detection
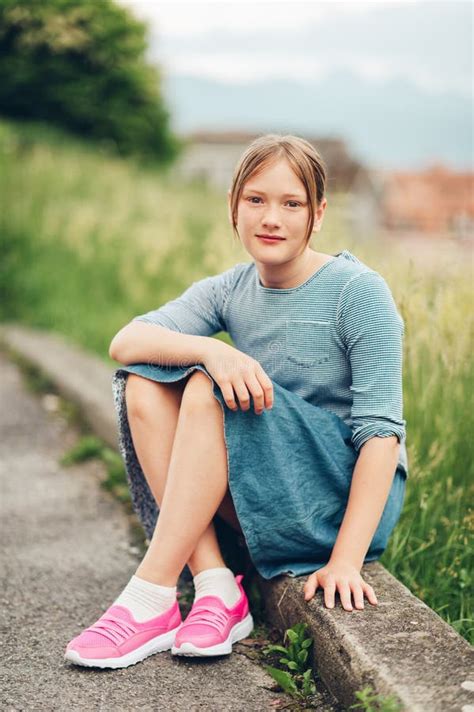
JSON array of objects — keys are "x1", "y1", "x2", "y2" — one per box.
[{"x1": 0, "y1": 352, "x2": 296, "y2": 711}]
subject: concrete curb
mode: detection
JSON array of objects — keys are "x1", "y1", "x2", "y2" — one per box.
[{"x1": 1, "y1": 324, "x2": 473, "y2": 712}]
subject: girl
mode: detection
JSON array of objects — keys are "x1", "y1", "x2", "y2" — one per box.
[{"x1": 65, "y1": 134, "x2": 408, "y2": 669}]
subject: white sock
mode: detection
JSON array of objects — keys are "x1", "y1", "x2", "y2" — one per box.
[
  {"x1": 113, "y1": 574, "x2": 177, "y2": 622},
  {"x1": 193, "y1": 567, "x2": 241, "y2": 608}
]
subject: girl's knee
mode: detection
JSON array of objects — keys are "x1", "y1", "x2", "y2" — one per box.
[
  {"x1": 125, "y1": 373, "x2": 184, "y2": 419},
  {"x1": 181, "y1": 370, "x2": 216, "y2": 410}
]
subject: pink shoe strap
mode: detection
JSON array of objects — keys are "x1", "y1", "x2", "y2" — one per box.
[
  {"x1": 86, "y1": 614, "x2": 138, "y2": 645},
  {"x1": 184, "y1": 604, "x2": 230, "y2": 633}
]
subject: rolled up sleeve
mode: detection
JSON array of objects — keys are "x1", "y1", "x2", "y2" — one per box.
[
  {"x1": 336, "y1": 271, "x2": 407, "y2": 453},
  {"x1": 132, "y1": 265, "x2": 239, "y2": 337}
]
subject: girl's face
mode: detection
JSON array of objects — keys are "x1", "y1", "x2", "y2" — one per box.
[{"x1": 228, "y1": 157, "x2": 327, "y2": 266}]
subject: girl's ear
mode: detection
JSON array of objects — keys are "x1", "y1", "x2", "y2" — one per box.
[{"x1": 313, "y1": 197, "x2": 328, "y2": 231}]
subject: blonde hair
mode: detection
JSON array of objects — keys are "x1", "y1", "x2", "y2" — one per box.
[{"x1": 229, "y1": 133, "x2": 327, "y2": 244}]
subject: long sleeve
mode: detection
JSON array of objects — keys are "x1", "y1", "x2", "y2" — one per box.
[
  {"x1": 132, "y1": 265, "x2": 240, "y2": 337},
  {"x1": 336, "y1": 270, "x2": 407, "y2": 453}
]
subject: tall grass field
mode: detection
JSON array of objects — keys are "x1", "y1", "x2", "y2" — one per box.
[{"x1": 1, "y1": 118, "x2": 472, "y2": 642}]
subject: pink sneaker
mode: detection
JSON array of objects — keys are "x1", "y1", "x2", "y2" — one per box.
[
  {"x1": 64, "y1": 599, "x2": 183, "y2": 669},
  {"x1": 171, "y1": 574, "x2": 254, "y2": 657}
]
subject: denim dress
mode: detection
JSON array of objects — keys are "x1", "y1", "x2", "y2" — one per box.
[
  {"x1": 111, "y1": 363, "x2": 406, "y2": 580},
  {"x1": 110, "y1": 250, "x2": 408, "y2": 580}
]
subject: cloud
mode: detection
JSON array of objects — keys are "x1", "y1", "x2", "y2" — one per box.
[
  {"x1": 117, "y1": 0, "x2": 472, "y2": 95},
  {"x1": 118, "y1": 0, "x2": 426, "y2": 36}
]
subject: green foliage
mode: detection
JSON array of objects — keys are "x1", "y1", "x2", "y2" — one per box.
[
  {"x1": 262, "y1": 623, "x2": 316, "y2": 700},
  {"x1": 0, "y1": 0, "x2": 183, "y2": 163},
  {"x1": 60, "y1": 434, "x2": 103, "y2": 464},
  {"x1": 0, "y1": 116, "x2": 244, "y2": 356},
  {"x1": 348, "y1": 684, "x2": 403, "y2": 711},
  {"x1": 262, "y1": 623, "x2": 404, "y2": 708}
]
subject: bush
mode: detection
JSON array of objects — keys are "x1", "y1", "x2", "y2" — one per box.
[{"x1": 0, "y1": 0, "x2": 184, "y2": 164}]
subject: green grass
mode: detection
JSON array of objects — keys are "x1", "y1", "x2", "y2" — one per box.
[{"x1": 1, "y1": 116, "x2": 472, "y2": 643}]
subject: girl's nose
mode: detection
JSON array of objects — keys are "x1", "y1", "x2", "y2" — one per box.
[{"x1": 262, "y1": 210, "x2": 282, "y2": 227}]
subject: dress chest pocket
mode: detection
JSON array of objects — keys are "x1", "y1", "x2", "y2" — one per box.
[{"x1": 285, "y1": 320, "x2": 331, "y2": 367}]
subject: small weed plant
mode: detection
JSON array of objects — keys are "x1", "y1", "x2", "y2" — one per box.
[
  {"x1": 348, "y1": 684, "x2": 403, "y2": 711},
  {"x1": 262, "y1": 622, "x2": 316, "y2": 700}
]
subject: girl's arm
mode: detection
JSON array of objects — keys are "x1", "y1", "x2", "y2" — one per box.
[
  {"x1": 303, "y1": 436, "x2": 400, "y2": 611},
  {"x1": 109, "y1": 322, "x2": 211, "y2": 366},
  {"x1": 304, "y1": 270, "x2": 406, "y2": 610},
  {"x1": 110, "y1": 265, "x2": 240, "y2": 365},
  {"x1": 329, "y1": 435, "x2": 400, "y2": 569}
]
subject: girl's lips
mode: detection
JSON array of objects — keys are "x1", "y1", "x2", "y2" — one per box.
[{"x1": 257, "y1": 236, "x2": 285, "y2": 243}]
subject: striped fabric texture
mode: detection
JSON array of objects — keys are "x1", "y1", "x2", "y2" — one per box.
[{"x1": 132, "y1": 249, "x2": 408, "y2": 476}]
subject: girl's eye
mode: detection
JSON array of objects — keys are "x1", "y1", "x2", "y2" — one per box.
[{"x1": 247, "y1": 197, "x2": 301, "y2": 207}]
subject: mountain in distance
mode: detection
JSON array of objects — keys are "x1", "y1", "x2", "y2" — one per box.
[{"x1": 162, "y1": 68, "x2": 472, "y2": 171}]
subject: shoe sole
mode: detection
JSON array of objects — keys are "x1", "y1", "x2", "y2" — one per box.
[
  {"x1": 64, "y1": 624, "x2": 182, "y2": 669},
  {"x1": 171, "y1": 612, "x2": 254, "y2": 657}
]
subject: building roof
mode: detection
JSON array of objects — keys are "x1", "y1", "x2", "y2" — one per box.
[{"x1": 381, "y1": 164, "x2": 474, "y2": 231}]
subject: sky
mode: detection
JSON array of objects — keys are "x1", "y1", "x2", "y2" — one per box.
[{"x1": 118, "y1": 0, "x2": 472, "y2": 96}]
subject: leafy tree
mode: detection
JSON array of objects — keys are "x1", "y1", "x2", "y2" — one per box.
[{"x1": 0, "y1": 0, "x2": 183, "y2": 163}]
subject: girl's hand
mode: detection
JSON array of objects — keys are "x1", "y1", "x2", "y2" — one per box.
[
  {"x1": 303, "y1": 559, "x2": 378, "y2": 611},
  {"x1": 202, "y1": 340, "x2": 274, "y2": 415}
]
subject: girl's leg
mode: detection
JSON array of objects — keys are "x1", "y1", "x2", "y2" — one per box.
[
  {"x1": 64, "y1": 371, "x2": 246, "y2": 667},
  {"x1": 125, "y1": 371, "x2": 240, "y2": 586},
  {"x1": 125, "y1": 373, "x2": 240, "y2": 539}
]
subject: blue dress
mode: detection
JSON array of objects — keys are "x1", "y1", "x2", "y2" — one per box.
[{"x1": 111, "y1": 251, "x2": 408, "y2": 579}]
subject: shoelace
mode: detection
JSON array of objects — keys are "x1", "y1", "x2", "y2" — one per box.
[
  {"x1": 86, "y1": 614, "x2": 138, "y2": 645},
  {"x1": 183, "y1": 604, "x2": 230, "y2": 634}
]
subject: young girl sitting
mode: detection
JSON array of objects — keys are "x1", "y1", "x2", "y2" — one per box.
[{"x1": 65, "y1": 133, "x2": 408, "y2": 669}]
